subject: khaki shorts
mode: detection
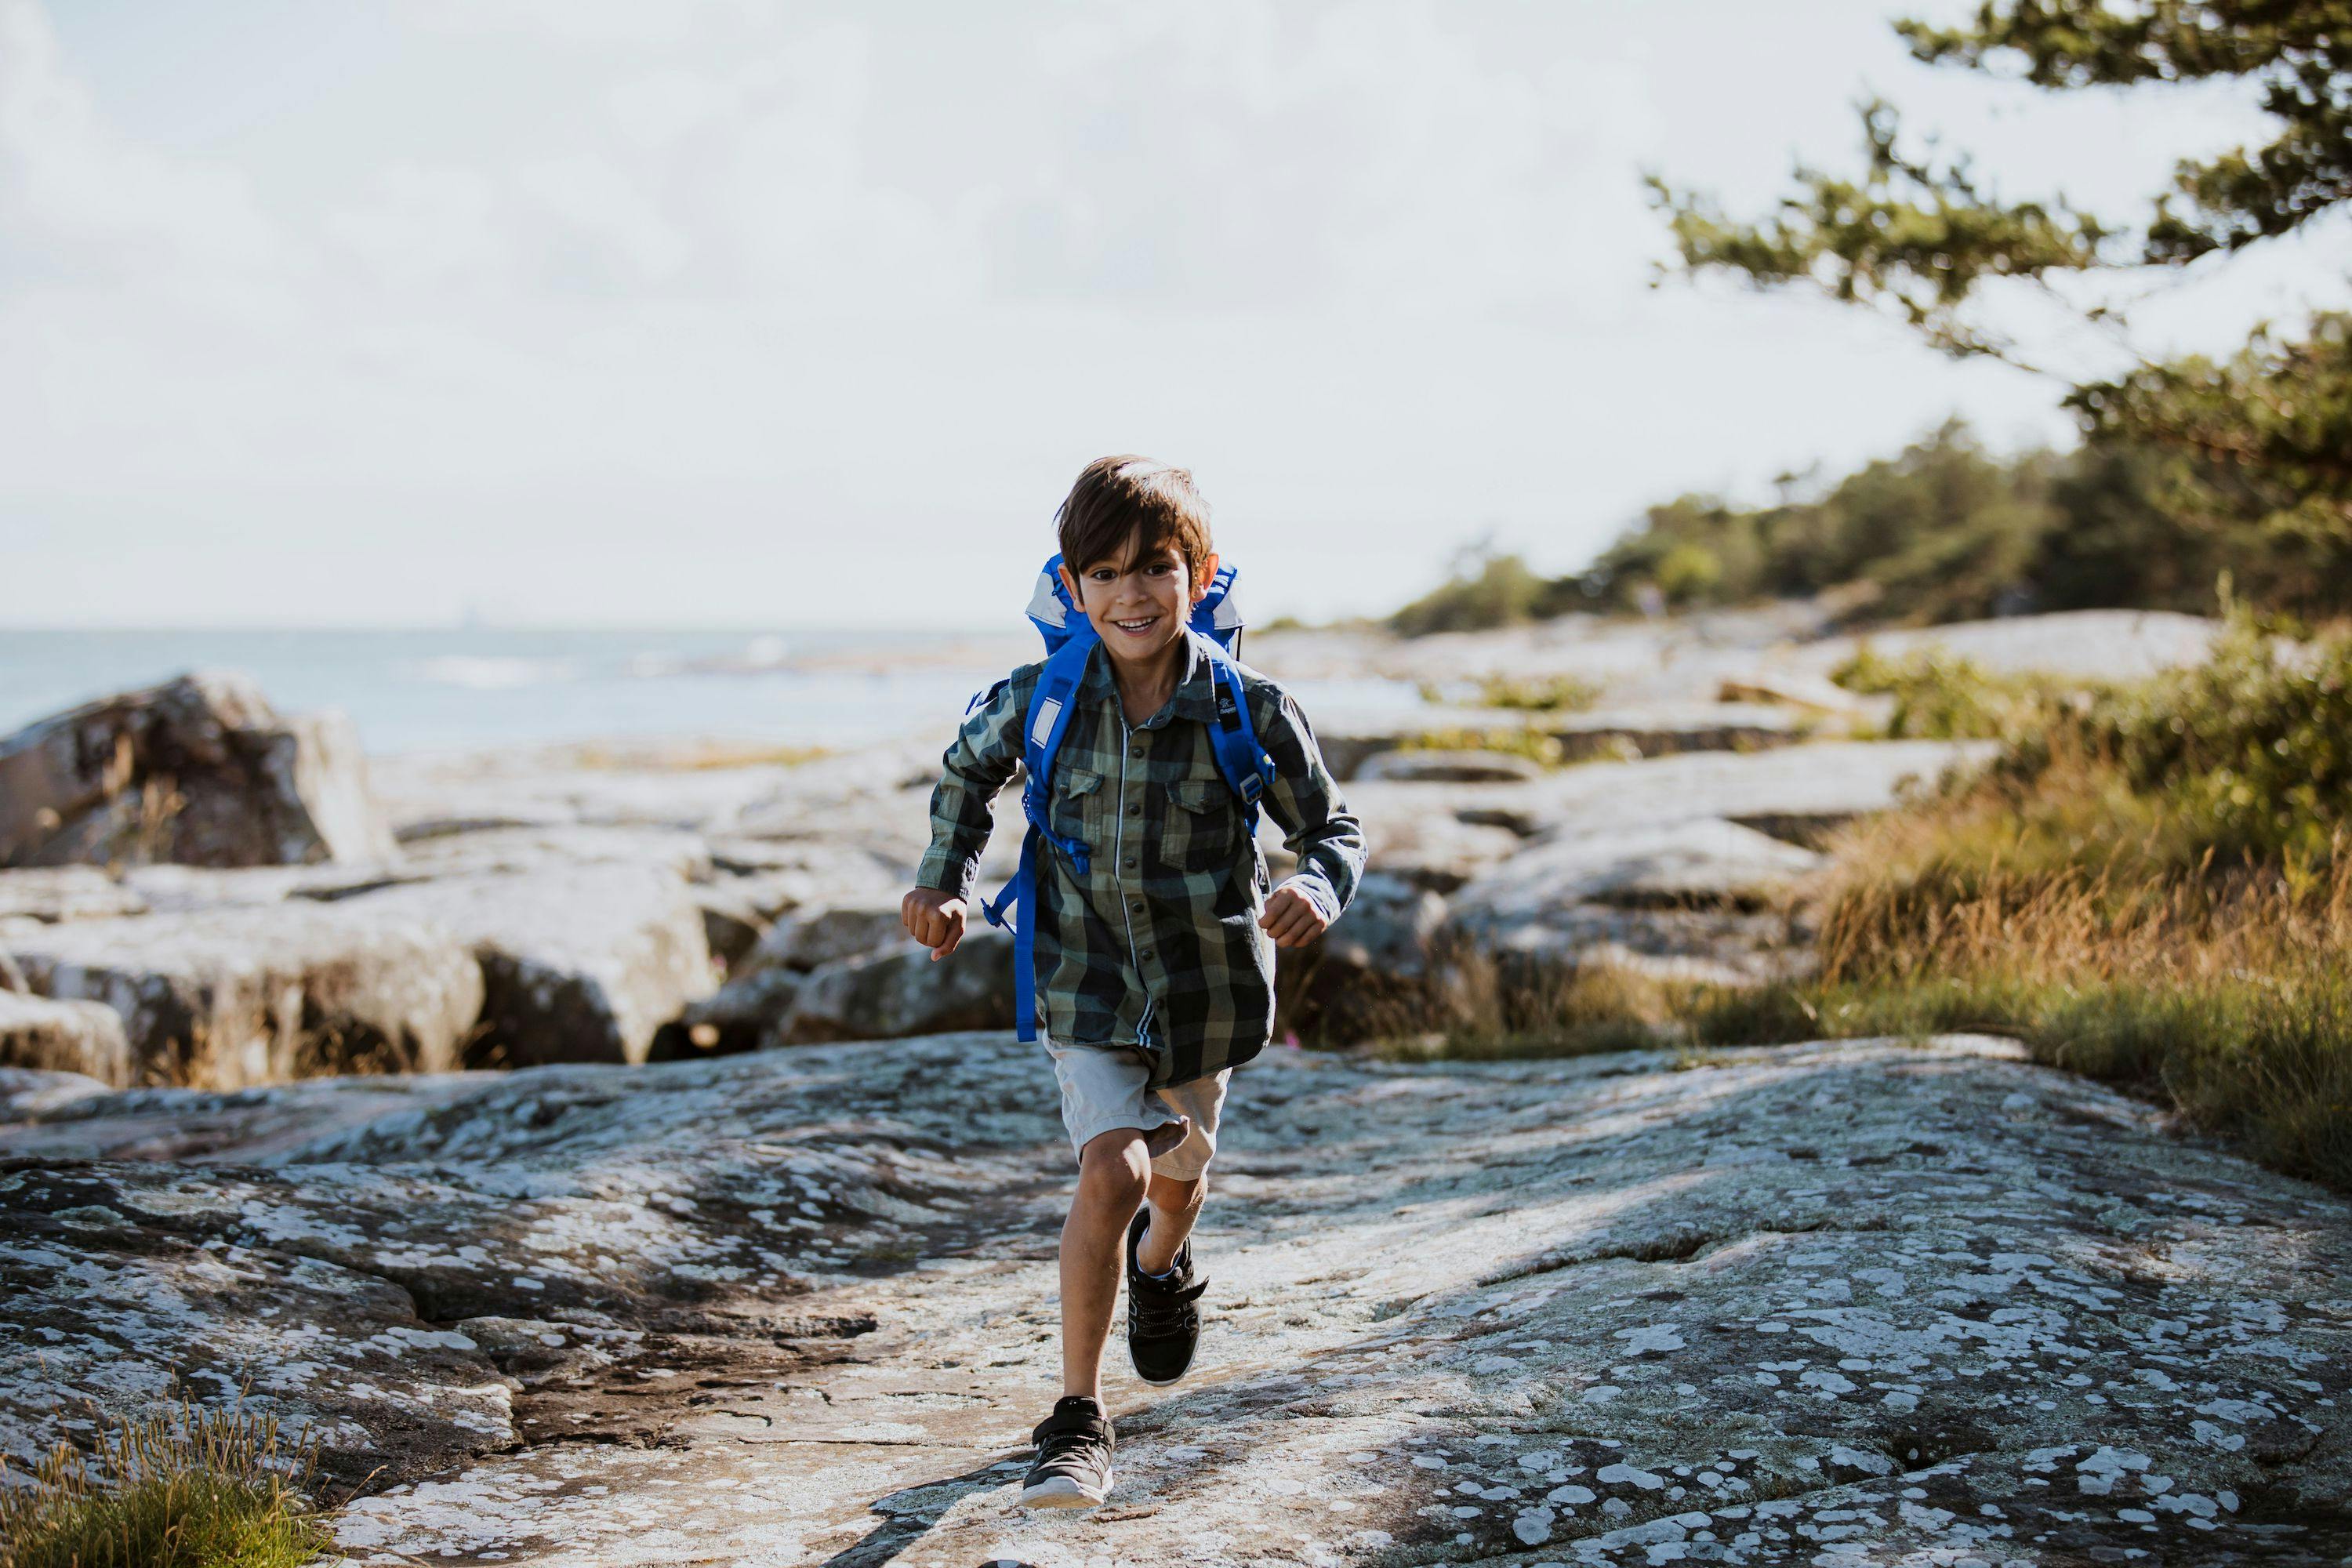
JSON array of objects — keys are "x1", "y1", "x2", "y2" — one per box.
[{"x1": 1042, "y1": 1032, "x2": 1229, "y2": 1181}]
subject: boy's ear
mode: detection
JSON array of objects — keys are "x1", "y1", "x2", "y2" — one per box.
[
  {"x1": 1191, "y1": 550, "x2": 1220, "y2": 604},
  {"x1": 1057, "y1": 561, "x2": 1083, "y2": 609}
]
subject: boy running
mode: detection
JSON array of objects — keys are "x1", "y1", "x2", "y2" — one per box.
[{"x1": 901, "y1": 456, "x2": 1365, "y2": 1508}]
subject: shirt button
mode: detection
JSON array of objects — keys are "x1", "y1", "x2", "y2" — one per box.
[
  {"x1": 1143, "y1": 949, "x2": 1155, "y2": 960},
  {"x1": 1123, "y1": 857, "x2": 1137, "y2": 871},
  {"x1": 1127, "y1": 804, "x2": 1140, "y2": 817},
  {"x1": 1129, "y1": 898, "x2": 1143, "y2": 913},
  {"x1": 1131, "y1": 745, "x2": 1144, "y2": 759}
]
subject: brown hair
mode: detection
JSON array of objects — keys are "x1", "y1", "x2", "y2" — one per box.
[{"x1": 1054, "y1": 456, "x2": 1214, "y2": 594}]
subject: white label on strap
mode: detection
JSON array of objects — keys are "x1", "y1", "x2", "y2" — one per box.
[{"x1": 1029, "y1": 695, "x2": 1063, "y2": 749}]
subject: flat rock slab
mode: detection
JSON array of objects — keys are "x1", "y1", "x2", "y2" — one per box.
[
  {"x1": 392, "y1": 825, "x2": 715, "y2": 883},
  {"x1": 1317, "y1": 706, "x2": 1810, "y2": 781},
  {"x1": 1349, "y1": 739, "x2": 1981, "y2": 846},
  {"x1": 5, "y1": 904, "x2": 485, "y2": 1087},
  {"x1": 1797, "y1": 609, "x2": 2223, "y2": 683},
  {"x1": 6, "y1": 1033, "x2": 2345, "y2": 1563},
  {"x1": 1453, "y1": 818, "x2": 1826, "y2": 921},
  {"x1": 0, "y1": 866, "x2": 150, "y2": 924},
  {"x1": 347, "y1": 865, "x2": 713, "y2": 1068}
]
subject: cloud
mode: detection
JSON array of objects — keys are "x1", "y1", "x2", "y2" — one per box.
[
  {"x1": 1, "y1": 0, "x2": 2345, "y2": 629},
  {"x1": 0, "y1": 0, "x2": 290, "y2": 280}
]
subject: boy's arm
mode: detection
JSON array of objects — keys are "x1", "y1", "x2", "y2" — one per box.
[
  {"x1": 1250, "y1": 687, "x2": 1366, "y2": 925},
  {"x1": 913, "y1": 673, "x2": 1027, "y2": 902}
]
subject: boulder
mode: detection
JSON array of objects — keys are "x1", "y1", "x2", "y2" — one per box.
[
  {"x1": 0, "y1": 990, "x2": 132, "y2": 1084},
  {"x1": 741, "y1": 901, "x2": 915, "y2": 977},
  {"x1": 0, "y1": 867, "x2": 148, "y2": 924},
  {"x1": 350, "y1": 865, "x2": 713, "y2": 1068},
  {"x1": 0, "y1": 671, "x2": 395, "y2": 869},
  {"x1": 771, "y1": 930, "x2": 1014, "y2": 1044},
  {"x1": 656, "y1": 967, "x2": 804, "y2": 1057},
  {"x1": 5, "y1": 905, "x2": 485, "y2": 1087}
]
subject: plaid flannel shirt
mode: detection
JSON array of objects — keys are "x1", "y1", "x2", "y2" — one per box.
[{"x1": 915, "y1": 629, "x2": 1365, "y2": 1086}]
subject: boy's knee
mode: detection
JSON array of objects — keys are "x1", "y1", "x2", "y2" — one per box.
[{"x1": 1077, "y1": 1129, "x2": 1151, "y2": 1204}]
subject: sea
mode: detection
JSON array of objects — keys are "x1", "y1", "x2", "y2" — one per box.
[{"x1": 0, "y1": 627, "x2": 1417, "y2": 756}]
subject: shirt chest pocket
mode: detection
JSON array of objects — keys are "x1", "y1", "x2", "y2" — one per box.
[
  {"x1": 1161, "y1": 779, "x2": 1244, "y2": 873},
  {"x1": 1047, "y1": 768, "x2": 1104, "y2": 848}
]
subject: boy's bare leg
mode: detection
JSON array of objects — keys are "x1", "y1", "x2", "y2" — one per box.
[
  {"x1": 1061, "y1": 1128, "x2": 1151, "y2": 1402},
  {"x1": 1135, "y1": 1171, "x2": 1205, "y2": 1276}
]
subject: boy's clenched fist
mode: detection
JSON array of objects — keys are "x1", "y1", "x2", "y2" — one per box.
[
  {"x1": 1257, "y1": 884, "x2": 1330, "y2": 949},
  {"x1": 902, "y1": 887, "x2": 967, "y2": 960}
]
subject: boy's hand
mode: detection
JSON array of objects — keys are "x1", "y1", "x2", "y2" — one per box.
[
  {"x1": 902, "y1": 887, "x2": 967, "y2": 960},
  {"x1": 1258, "y1": 884, "x2": 1330, "y2": 949}
]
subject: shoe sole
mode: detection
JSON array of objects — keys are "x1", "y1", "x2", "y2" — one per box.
[
  {"x1": 1134, "y1": 1347, "x2": 1196, "y2": 1386},
  {"x1": 1020, "y1": 1472, "x2": 1111, "y2": 1509}
]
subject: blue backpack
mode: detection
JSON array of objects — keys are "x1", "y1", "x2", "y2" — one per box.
[{"x1": 975, "y1": 553, "x2": 1276, "y2": 1042}]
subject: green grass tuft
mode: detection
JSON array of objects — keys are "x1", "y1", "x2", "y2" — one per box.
[{"x1": 0, "y1": 1402, "x2": 329, "y2": 1568}]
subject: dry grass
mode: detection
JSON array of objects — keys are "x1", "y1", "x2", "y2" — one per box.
[
  {"x1": 1791, "y1": 782, "x2": 2352, "y2": 1187},
  {"x1": 0, "y1": 1401, "x2": 328, "y2": 1568}
]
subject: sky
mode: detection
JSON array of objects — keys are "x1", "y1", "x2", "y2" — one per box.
[{"x1": 3, "y1": 0, "x2": 2345, "y2": 630}]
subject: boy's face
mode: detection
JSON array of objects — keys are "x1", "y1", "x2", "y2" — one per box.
[{"x1": 1058, "y1": 533, "x2": 1219, "y2": 674}]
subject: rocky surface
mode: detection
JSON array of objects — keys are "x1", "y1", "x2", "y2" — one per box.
[
  {"x1": 0, "y1": 611, "x2": 2183, "y2": 1084},
  {"x1": 0, "y1": 670, "x2": 395, "y2": 869},
  {"x1": 3, "y1": 1030, "x2": 2347, "y2": 1564}
]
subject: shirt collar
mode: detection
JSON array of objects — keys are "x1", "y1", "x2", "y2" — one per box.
[{"x1": 1080, "y1": 627, "x2": 1225, "y2": 728}]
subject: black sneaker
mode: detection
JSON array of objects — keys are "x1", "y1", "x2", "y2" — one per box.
[
  {"x1": 1022, "y1": 1396, "x2": 1113, "y2": 1508},
  {"x1": 1125, "y1": 1206, "x2": 1207, "y2": 1385}
]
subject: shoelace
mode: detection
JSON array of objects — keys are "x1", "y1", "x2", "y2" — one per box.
[
  {"x1": 1130, "y1": 1272, "x2": 1207, "y2": 1334},
  {"x1": 1035, "y1": 1425, "x2": 1109, "y2": 1470}
]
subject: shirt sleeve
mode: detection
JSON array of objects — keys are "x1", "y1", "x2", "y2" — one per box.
[
  {"x1": 913, "y1": 672, "x2": 1028, "y2": 902},
  {"x1": 1250, "y1": 685, "x2": 1366, "y2": 924}
]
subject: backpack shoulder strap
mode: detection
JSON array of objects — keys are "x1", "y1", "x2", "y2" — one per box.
[
  {"x1": 1019, "y1": 636, "x2": 1096, "y2": 864},
  {"x1": 1195, "y1": 637, "x2": 1275, "y2": 814}
]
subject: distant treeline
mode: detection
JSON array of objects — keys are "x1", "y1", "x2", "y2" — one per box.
[{"x1": 1392, "y1": 335, "x2": 2352, "y2": 634}]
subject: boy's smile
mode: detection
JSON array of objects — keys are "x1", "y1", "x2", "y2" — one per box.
[{"x1": 1058, "y1": 537, "x2": 1220, "y2": 677}]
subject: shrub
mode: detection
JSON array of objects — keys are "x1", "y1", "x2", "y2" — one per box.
[
  {"x1": 1388, "y1": 553, "x2": 1554, "y2": 637},
  {"x1": 1830, "y1": 644, "x2": 2087, "y2": 740}
]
